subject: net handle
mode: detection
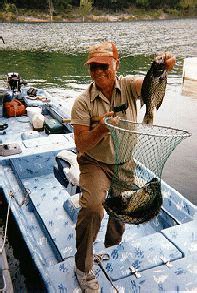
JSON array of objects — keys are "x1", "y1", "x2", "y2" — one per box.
[{"x1": 104, "y1": 117, "x2": 191, "y2": 138}]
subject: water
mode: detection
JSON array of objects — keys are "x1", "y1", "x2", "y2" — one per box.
[
  {"x1": 0, "y1": 19, "x2": 197, "y2": 291},
  {"x1": 0, "y1": 19, "x2": 197, "y2": 56}
]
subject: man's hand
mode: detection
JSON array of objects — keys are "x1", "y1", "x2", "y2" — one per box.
[
  {"x1": 73, "y1": 111, "x2": 116, "y2": 153},
  {"x1": 99, "y1": 111, "x2": 120, "y2": 126},
  {"x1": 164, "y1": 52, "x2": 176, "y2": 71},
  {"x1": 99, "y1": 111, "x2": 114, "y2": 124}
]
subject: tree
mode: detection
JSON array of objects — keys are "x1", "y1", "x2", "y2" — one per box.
[
  {"x1": 53, "y1": 0, "x2": 72, "y2": 11},
  {"x1": 79, "y1": 0, "x2": 92, "y2": 21},
  {"x1": 136, "y1": 0, "x2": 149, "y2": 9},
  {"x1": 2, "y1": 1, "x2": 18, "y2": 20},
  {"x1": 179, "y1": 0, "x2": 197, "y2": 9},
  {"x1": 48, "y1": 0, "x2": 54, "y2": 21}
]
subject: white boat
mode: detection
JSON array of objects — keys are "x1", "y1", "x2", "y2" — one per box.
[{"x1": 0, "y1": 72, "x2": 196, "y2": 292}]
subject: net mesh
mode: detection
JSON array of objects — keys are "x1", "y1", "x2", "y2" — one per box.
[{"x1": 104, "y1": 118, "x2": 191, "y2": 224}]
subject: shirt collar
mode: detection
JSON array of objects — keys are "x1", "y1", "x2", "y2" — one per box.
[
  {"x1": 114, "y1": 76, "x2": 121, "y2": 91},
  {"x1": 90, "y1": 77, "x2": 121, "y2": 102}
]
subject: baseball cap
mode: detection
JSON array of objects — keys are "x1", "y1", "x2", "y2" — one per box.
[{"x1": 86, "y1": 41, "x2": 119, "y2": 65}]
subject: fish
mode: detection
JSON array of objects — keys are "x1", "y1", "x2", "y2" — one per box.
[
  {"x1": 103, "y1": 178, "x2": 162, "y2": 224},
  {"x1": 141, "y1": 53, "x2": 168, "y2": 125}
]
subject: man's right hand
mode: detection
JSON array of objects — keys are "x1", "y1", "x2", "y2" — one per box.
[
  {"x1": 99, "y1": 111, "x2": 114, "y2": 124},
  {"x1": 73, "y1": 112, "x2": 114, "y2": 154},
  {"x1": 99, "y1": 111, "x2": 121, "y2": 127}
]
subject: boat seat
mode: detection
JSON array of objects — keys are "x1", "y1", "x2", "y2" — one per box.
[
  {"x1": 95, "y1": 232, "x2": 183, "y2": 281},
  {"x1": 112, "y1": 252, "x2": 197, "y2": 292},
  {"x1": 93, "y1": 219, "x2": 197, "y2": 283}
]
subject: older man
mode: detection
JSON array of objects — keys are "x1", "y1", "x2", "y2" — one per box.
[{"x1": 71, "y1": 41, "x2": 175, "y2": 292}]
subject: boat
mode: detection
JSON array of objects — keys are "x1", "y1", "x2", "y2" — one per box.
[
  {"x1": 182, "y1": 57, "x2": 197, "y2": 98},
  {"x1": 0, "y1": 72, "x2": 197, "y2": 292}
]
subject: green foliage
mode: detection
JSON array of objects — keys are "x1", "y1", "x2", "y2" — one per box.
[
  {"x1": 3, "y1": 2, "x2": 18, "y2": 13},
  {"x1": 179, "y1": 0, "x2": 197, "y2": 9},
  {"x1": 1, "y1": 2, "x2": 18, "y2": 20},
  {"x1": 80, "y1": 0, "x2": 92, "y2": 17},
  {"x1": 136, "y1": 0, "x2": 149, "y2": 9},
  {"x1": 0, "y1": 0, "x2": 196, "y2": 17},
  {"x1": 53, "y1": 0, "x2": 72, "y2": 11}
]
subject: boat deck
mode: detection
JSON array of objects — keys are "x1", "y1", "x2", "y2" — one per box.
[{"x1": 0, "y1": 94, "x2": 197, "y2": 292}]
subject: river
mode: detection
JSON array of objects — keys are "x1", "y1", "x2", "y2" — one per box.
[{"x1": 0, "y1": 18, "x2": 197, "y2": 291}]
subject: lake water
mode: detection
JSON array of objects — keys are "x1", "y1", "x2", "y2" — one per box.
[{"x1": 0, "y1": 19, "x2": 197, "y2": 290}]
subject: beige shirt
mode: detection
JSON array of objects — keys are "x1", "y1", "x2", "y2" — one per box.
[{"x1": 71, "y1": 75, "x2": 140, "y2": 163}]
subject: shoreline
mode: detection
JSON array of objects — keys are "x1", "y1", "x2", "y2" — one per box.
[{"x1": 1, "y1": 12, "x2": 196, "y2": 23}]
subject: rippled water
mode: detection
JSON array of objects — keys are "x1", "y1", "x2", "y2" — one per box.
[
  {"x1": 0, "y1": 19, "x2": 197, "y2": 291},
  {"x1": 1, "y1": 19, "x2": 197, "y2": 56}
]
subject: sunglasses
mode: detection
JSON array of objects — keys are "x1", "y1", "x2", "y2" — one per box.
[{"x1": 89, "y1": 63, "x2": 109, "y2": 71}]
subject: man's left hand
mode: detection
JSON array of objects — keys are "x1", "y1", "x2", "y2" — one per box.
[{"x1": 164, "y1": 52, "x2": 176, "y2": 71}]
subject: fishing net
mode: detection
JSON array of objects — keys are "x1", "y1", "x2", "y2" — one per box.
[{"x1": 103, "y1": 118, "x2": 191, "y2": 224}]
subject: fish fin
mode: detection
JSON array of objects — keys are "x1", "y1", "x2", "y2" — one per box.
[
  {"x1": 156, "y1": 96, "x2": 164, "y2": 110},
  {"x1": 156, "y1": 71, "x2": 168, "y2": 110}
]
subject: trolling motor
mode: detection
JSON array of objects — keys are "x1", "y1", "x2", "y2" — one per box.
[
  {"x1": 0, "y1": 72, "x2": 27, "y2": 123},
  {"x1": 0, "y1": 90, "x2": 8, "y2": 135},
  {"x1": 7, "y1": 72, "x2": 27, "y2": 93}
]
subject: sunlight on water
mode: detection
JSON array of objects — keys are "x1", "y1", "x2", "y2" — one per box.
[{"x1": 0, "y1": 19, "x2": 197, "y2": 56}]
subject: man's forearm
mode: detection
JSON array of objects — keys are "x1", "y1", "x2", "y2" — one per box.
[{"x1": 74, "y1": 123, "x2": 109, "y2": 153}]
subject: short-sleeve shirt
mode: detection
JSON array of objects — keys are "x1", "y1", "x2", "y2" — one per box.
[{"x1": 71, "y1": 75, "x2": 140, "y2": 164}]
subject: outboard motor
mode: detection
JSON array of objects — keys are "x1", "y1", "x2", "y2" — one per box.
[
  {"x1": 7, "y1": 72, "x2": 21, "y2": 92},
  {"x1": 0, "y1": 90, "x2": 8, "y2": 134},
  {"x1": 7, "y1": 72, "x2": 27, "y2": 93},
  {"x1": 0, "y1": 90, "x2": 4, "y2": 117},
  {"x1": 2, "y1": 72, "x2": 27, "y2": 117}
]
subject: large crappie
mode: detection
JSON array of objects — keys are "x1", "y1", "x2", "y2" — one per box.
[
  {"x1": 141, "y1": 54, "x2": 168, "y2": 125},
  {"x1": 103, "y1": 178, "x2": 162, "y2": 225}
]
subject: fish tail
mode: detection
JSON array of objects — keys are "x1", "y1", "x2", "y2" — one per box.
[
  {"x1": 143, "y1": 114, "x2": 153, "y2": 125},
  {"x1": 143, "y1": 106, "x2": 156, "y2": 124}
]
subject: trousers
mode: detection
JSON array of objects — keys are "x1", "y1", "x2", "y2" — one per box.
[{"x1": 75, "y1": 154, "x2": 125, "y2": 272}]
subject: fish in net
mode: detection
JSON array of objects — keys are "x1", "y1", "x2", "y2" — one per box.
[{"x1": 103, "y1": 118, "x2": 191, "y2": 224}]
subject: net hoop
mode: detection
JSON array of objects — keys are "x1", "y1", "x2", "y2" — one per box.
[{"x1": 104, "y1": 117, "x2": 191, "y2": 138}]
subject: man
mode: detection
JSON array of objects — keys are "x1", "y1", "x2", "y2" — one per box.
[{"x1": 71, "y1": 41, "x2": 175, "y2": 292}]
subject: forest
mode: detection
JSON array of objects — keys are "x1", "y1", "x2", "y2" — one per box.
[
  {"x1": 0, "y1": 0, "x2": 196, "y2": 22},
  {"x1": 0, "y1": 0, "x2": 196, "y2": 11}
]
